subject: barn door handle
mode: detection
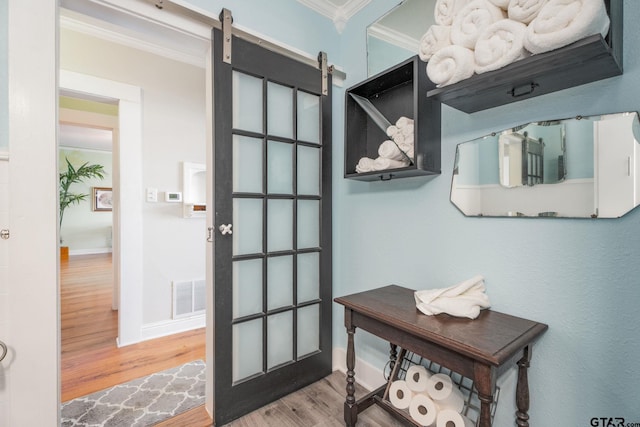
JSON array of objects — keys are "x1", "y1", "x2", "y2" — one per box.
[{"x1": 0, "y1": 340, "x2": 7, "y2": 362}]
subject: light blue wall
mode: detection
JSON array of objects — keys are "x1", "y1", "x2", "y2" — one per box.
[
  {"x1": 182, "y1": 0, "x2": 640, "y2": 424},
  {"x1": 0, "y1": 0, "x2": 7, "y2": 150},
  {"x1": 334, "y1": 1, "x2": 640, "y2": 425}
]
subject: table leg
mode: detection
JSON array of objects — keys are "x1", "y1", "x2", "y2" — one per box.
[
  {"x1": 474, "y1": 364, "x2": 495, "y2": 427},
  {"x1": 516, "y1": 346, "x2": 532, "y2": 427},
  {"x1": 344, "y1": 324, "x2": 357, "y2": 426}
]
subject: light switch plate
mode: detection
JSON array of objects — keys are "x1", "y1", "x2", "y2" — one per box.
[{"x1": 146, "y1": 187, "x2": 158, "y2": 202}]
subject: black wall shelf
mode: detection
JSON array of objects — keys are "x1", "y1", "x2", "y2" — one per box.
[
  {"x1": 427, "y1": 0, "x2": 623, "y2": 113},
  {"x1": 344, "y1": 55, "x2": 441, "y2": 181}
]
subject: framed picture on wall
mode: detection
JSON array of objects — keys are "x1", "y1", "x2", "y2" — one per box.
[{"x1": 93, "y1": 187, "x2": 113, "y2": 211}]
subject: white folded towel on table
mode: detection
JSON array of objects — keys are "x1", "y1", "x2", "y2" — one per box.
[
  {"x1": 435, "y1": 0, "x2": 470, "y2": 26},
  {"x1": 508, "y1": 0, "x2": 548, "y2": 24},
  {"x1": 426, "y1": 45, "x2": 476, "y2": 87},
  {"x1": 373, "y1": 157, "x2": 410, "y2": 171},
  {"x1": 414, "y1": 275, "x2": 491, "y2": 319},
  {"x1": 451, "y1": 0, "x2": 507, "y2": 49},
  {"x1": 356, "y1": 157, "x2": 375, "y2": 173},
  {"x1": 475, "y1": 19, "x2": 528, "y2": 74},
  {"x1": 419, "y1": 25, "x2": 452, "y2": 62},
  {"x1": 378, "y1": 140, "x2": 409, "y2": 162},
  {"x1": 524, "y1": 0, "x2": 610, "y2": 55}
]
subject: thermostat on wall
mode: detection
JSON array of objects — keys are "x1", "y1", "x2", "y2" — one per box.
[{"x1": 165, "y1": 191, "x2": 182, "y2": 202}]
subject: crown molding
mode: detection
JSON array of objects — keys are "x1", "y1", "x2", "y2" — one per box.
[
  {"x1": 60, "y1": 9, "x2": 206, "y2": 68},
  {"x1": 367, "y1": 22, "x2": 420, "y2": 53},
  {"x1": 297, "y1": 0, "x2": 371, "y2": 33}
]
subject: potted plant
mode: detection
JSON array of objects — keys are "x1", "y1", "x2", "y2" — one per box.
[{"x1": 59, "y1": 157, "x2": 105, "y2": 259}]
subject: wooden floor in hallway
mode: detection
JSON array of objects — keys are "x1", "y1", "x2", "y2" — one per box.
[{"x1": 61, "y1": 253, "x2": 400, "y2": 427}]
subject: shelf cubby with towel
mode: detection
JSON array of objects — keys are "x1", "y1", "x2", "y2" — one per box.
[
  {"x1": 427, "y1": 0, "x2": 623, "y2": 114},
  {"x1": 344, "y1": 55, "x2": 441, "y2": 181}
]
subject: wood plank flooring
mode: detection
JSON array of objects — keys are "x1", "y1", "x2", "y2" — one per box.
[{"x1": 62, "y1": 253, "x2": 400, "y2": 426}]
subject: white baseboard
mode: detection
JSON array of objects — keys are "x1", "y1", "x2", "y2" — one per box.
[
  {"x1": 69, "y1": 247, "x2": 113, "y2": 256},
  {"x1": 332, "y1": 347, "x2": 387, "y2": 392},
  {"x1": 140, "y1": 314, "x2": 206, "y2": 342}
]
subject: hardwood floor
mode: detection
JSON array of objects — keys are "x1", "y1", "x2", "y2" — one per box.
[{"x1": 62, "y1": 253, "x2": 400, "y2": 426}]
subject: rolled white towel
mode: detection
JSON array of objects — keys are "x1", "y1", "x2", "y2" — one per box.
[
  {"x1": 419, "y1": 25, "x2": 452, "y2": 62},
  {"x1": 488, "y1": 0, "x2": 510, "y2": 9},
  {"x1": 451, "y1": 0, "x2": 506, "y2": 49},
  {"x1": 524, "y1": 0, "x2": 610, "y2": 55},
  {"x1": 475, "y1": 19, "x2": 528, "y2": 74},
  {"x1": 434, "y1": 0, "x2": 470, "y2": 26},
  {"x1": 355, "y1": 157, "x2": 375, "y2": 173},
  {"x1": 401, "y1": 123, "x2": 414, "y2": 137},
  {"x1": 373, "y1": 157, "x2": 410, "y2": 171},
  {"x1": 395, "y1": 116, "x2": 414, "y2": 128},
  {"x1": 426, "y1": 45, "x2": 476, "y2": 87},
  {"x1": 378, "y1": 140, "x2": 407, "y2": 162},
  {"x1": 398, "y1": 142, "x2": 415, "y2": 160},
  {"x1": 508, "y1": 0, "x2": 548, "y2": 24},
  {"x1": 386, "y1": 125, "x2": 399, "y2": 138}
]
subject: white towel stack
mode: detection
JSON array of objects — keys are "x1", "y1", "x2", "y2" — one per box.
[
  {"x1": 414, "y1": 274, "x2": 490, "y2": 319},
  {"x1": 356, "y1": 116, "x2": 414, "y2": 174},
  {"x1": 421, "y1": 0, "x2": 610, "y2": 86}
]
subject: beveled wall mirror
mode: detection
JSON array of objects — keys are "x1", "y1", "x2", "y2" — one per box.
[
  {"x1": 451, "y1": 112, "x2": 640, "y2": 218},
  {"x1": 367, "y1": 0, "x2": 434, "y2": 76}
]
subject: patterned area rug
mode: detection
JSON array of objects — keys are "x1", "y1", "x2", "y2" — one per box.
[{"x1": 61, "y1": 360, "x2": 206, "y2": 427}]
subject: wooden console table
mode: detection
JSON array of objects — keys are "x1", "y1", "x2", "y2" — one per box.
[{"x1": 334, "y1": 285, "x2": 548, "y2": 427}]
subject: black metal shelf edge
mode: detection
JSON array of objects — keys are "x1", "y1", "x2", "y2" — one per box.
[{"x1": 427, "y1": 34, "x2": 622, "y2": 114}]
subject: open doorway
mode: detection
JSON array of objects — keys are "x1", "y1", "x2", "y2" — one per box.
[{"x1": 57, "y1": 1, "x2": 211, "y2": 421}]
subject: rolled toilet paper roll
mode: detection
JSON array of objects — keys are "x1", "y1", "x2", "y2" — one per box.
[
  {"x1": 406, "y1": 365, "x2": 431, "y2": 393},
  {"x1": 436, "y1": 409, "x2": 474, "y2": 427},
  {"x1": 389, "y1": 380, "x2": 413, "y2": 409},
  {"x1": 409, "y1": 393, "x2": 438, "y2": 427},
  {"x1": 426, "y1": 373, "x2": 465, "y2": 413}
]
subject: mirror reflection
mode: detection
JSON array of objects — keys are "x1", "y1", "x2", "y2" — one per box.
[
  {"x1": 367, "y1": 0, "x2": 433, "y2": 76},
  {"x1": 451, "y1": 112, "x2": 640, "y2": 218}
]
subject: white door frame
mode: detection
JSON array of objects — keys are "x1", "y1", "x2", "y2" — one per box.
[
  {"x1": 6, "y1": 0, "x2": 59, "y2": 425},
  {"x1": 60, "y1": 70, "x2": 145, "y2": 346}
]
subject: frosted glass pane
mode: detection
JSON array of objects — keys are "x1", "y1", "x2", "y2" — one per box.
[
  {"x1": 233, "y1": 198, "x2": 263, "y2": 256},
  {"x1": 267, "y1": 82, "x2": 293, "y2": 138},
  {"x1": 297, "y1": 91, "x2": 320, "y2": 144},
  {"x1": 267, "y1": 256, "x2": 293, "y2": 310},
  {"x1": 267, "y1": 311, "x2": 293, "y2": 369},
  {"x1": 297, "y1": 252, "x2": 319, "y2": 303},
  {"x1": 233, "y1": 135, "x2": 263, "y2": 193},
  {"x1": 233, "y1": 71, "x2": 263, "y2": 133},
  {"x1": 267, "y1": 140, "x2": 293, "y2": 194},
  {"x1": 297, "y1": 200, "x2": 319, "y2": 249},
  {"x1": 297, "y1": 304, "x2": 320, "y2": 357},
  {"x1": 297, "y1": 145, "x2": 320, "y2": 196},
  {"x1": 233, "y1": 319, "x2": 263, "y2": 382},
  {"x1": 267, "y1": 199, "x2": 293, "y2": 252},
  {"x1": 233, "y1": 259, "x2": 263, "y2": 318}
]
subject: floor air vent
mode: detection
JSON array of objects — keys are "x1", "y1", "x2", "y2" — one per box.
[{"x1": 172, "y1": 279, "x2": 206, "y2": 319}]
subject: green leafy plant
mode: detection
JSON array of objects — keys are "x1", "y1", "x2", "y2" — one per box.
[{"x1": 59, "y1": 158, "x2": 105, "y2": 228}]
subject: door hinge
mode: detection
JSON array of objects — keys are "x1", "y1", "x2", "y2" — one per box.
[{"x1": 220, "y1": 8, "x2": 233, "y2": 64}]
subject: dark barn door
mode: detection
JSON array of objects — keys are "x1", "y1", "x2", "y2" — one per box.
[{"x1": 212, "y1": 26, "x2": 332, "y2": 425}]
